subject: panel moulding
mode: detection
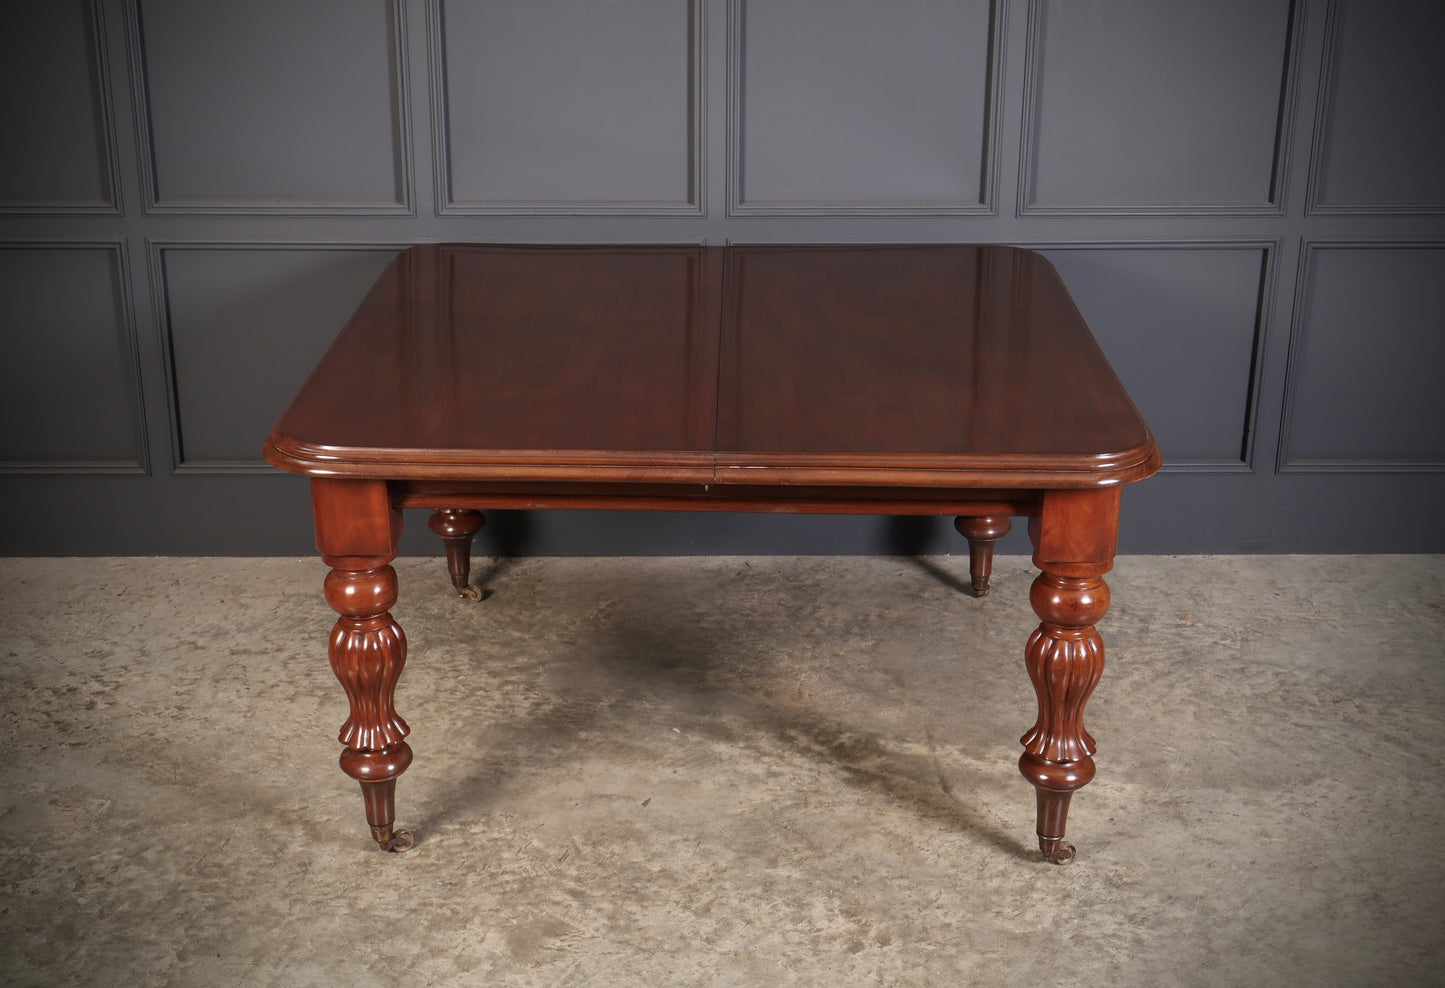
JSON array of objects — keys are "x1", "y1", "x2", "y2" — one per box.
[
  {"x1": 0, "y1": 0, "x2": 123, "y2": 215},
  {"x1": 125, "y1": 0, "x2": 415, "y2": 216},
  {"x1": 0, "y1": 239, "x2": 148, "y2": 474},
  {"x1": 1016, "y1": 0, "x2": 1303, "y2": 216},
  {"x1": 726, "y1": 0, "x2": 1006, "y2": 216},
  {"x1": 430, "y1": 0, "x2": 706, "y2": 216},
  {"x1": 1304, "y1": 0, "x2": 1445, "y2": 216},
  {"x1": 1276, "y1": 240, "x2": 1445, "y2": 473}
]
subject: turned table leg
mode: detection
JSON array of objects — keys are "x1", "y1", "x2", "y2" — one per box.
[
  {"x1": 312, "y1": 478, "x2": 415, "y2": 851},
  {"x1": 1019, "y1": 569, "x2": 1108, "y2": 864},
  {"x1": 954, "y1": 515, "x2": 1011, "y2": 596},
  {"x1": 1018, "y1": 488, "x2": 1120, "y2": 864},
  {"x1": 428, "y1": 508, "x2": 486, "y2": 600},
  {"x1": 325, "y1": 564, "x2": 414, "y2": 851}
]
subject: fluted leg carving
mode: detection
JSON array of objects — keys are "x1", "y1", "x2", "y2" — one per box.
[
  {"x1": 324, "y1": 564, "x2": 414, "y2": 851},
  {"x1": 428, "y1": 508, "x2": 486, "y2": 600},
  {"x1": 954, "y1": 515, "x2": 1011, "y2": 596},
  {"x1": 1019, "y1": 569, "x2": 1109, "y2": 864}
]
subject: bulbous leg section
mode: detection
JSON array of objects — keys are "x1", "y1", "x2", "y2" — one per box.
[
  {"x1": 1019, "y1": 570, "x2": 1109, "y2": 863},
  {"x1": 326, "y1": 565, "x2": 414, "y2": 851},
  {"x1": 954, "y1": 515, "x2": 1011, "y2": 596},
  {"x1": 428, "y1": 508, "x2": 486, "y2": 600}
]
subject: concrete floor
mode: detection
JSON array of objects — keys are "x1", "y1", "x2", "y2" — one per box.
[{"x1": 0, "y1": 554, "x2": 1441, "y2": 986}]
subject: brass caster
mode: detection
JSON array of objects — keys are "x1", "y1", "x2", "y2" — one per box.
[
  {"x1": 1039, "y1": 835, "x2": 1076, "y2": 865},
  {"x1": 382, "y1": 830, "x2": 415, "y2": 852},
  {"x1": 972, "y1": 580, "x2": 991, "y2": 598},
  {"x1": 371, "y1": 825, "x2": 416, "y2": 853},
  {"x1": 456, "y1": 584, "x2": 484, "y2": 601}
]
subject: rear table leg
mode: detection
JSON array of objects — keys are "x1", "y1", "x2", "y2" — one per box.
[
  {"x1": 428, "y1": 508, "x2": 486, "y2": 600},
  {"x1": 954, "y1": 515, "x2": 1011, "y2": 596}
]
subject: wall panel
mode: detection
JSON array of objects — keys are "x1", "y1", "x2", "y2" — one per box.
[
  {"x1": 0, "y1": 244, "x2": 143, "y2": 471},
  {"x1": 0, "y1": 0, "x2": 118, "y2": 213},
  {"x1": 1308, "y1": 0, "x2": 1445, "y2": 213},
  {"x1": 730, "y1": 0, "x2": 1000, "y2": 214},
  {"x1": 1021, "y1": 0, "x2": 1296, "y2": 213},
  {"x1": 433, "y1": 0, "x2": 701, "y2": 213},
  {"x1": 131, "y1": 0, "x2": 410, "y2": 213},
  {"x1": 1281, "y1": 244, "x2": 1445, "y2": 470}
]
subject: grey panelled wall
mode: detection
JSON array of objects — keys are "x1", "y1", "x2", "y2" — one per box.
[{"x1": 1, "y1": 0, "x2": 1443, "y2": 556}]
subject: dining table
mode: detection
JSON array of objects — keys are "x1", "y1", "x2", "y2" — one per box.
[{"x1": 264, "y1": 243, "x2": 1161, "y2": 864}]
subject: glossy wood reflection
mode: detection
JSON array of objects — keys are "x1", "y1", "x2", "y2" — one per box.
[
  {"x1": 266, "y1": 244, "x2": 1157, "y2": 488},
  {"x1": 717, "y1": 246, "x2": 1148, "y2": 456},
  {"x1": 270, "y1": 245, "x2": 723, "y2": 479}
]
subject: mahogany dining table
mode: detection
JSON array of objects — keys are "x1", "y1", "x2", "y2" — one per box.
[{"x1": 264, "y1": 243, "x2": 1160, "y2": 864}]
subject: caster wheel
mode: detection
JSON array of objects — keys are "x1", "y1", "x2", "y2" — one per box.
[
  {"x1": 457, "y1": 584, "x2": 484, "y2": 601},
  {"x1": 371, "y1": 824, "x2": 415, "y2": 852},
  {"x1": 381, "y1": 829, "x2": 415, "y2": 853},
  {"x1": 1039, "y1": 837, "x2": 1076, "y2": 865}
]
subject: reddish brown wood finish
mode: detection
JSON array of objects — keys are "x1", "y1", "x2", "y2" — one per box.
[
  {"x1": 265, "y1": 245, "x2": 1157, "y2": 489},
  {"x1": 267, "y1": 246, "x2": 723, "y2": 484},
  {"x1": 1017, "y1": 488, "x2": 1121, "y2": 862},
  {"x1": 953, "y1": 515, "x2": 1012, "y2": 596},
  {"x1": 714, "y1": 246, "x2": 1156, "y2": 487},
  {"x1": 312, "y1": 479, "x2": 413, "y2": 851},
  {"x1": 265, "y1": 245, "x2": 1161, "y2": 862},
  {"x1": 427, "y1": 508, "x2": 485, "y2": 599}
]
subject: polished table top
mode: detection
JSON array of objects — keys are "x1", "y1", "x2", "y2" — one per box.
[{"x1": 265, "y1": 244, "x2": 1160, "y2": 489}]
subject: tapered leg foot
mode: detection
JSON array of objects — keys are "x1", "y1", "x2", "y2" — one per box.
[
  {"x1": 360, "y1": 778, "x2": 415, "y2": 851},
  {"x1": 954, "y1": 515, "x2": 1011, "y2": 596},
  {"x1": 1021, "y1": 754, "x2": 1095, "y2": 864},
  {"x1": 1019, "y1": 569, "x2": 1109, "y2": 863},
  {"x1": 428, "y1": 508, "x2": 486, "y2": 600}
]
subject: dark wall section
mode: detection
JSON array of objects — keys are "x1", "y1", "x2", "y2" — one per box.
[{"x1": 2, "y1": 0, "x2": 1443, "y2": 555}]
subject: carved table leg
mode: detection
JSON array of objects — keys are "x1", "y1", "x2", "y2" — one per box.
[
  {"x1": 312, "y1": 478, "x2": 414, "y2": 851},
  {"x1": 428, "y1": 508, "x2": 486, "y2": 600},
  {"x1": 325, "y1": 564, "x2": 415, "y2": 852},
  {"x1": 1019, "y1": 569, "x2": 1108, "y2": 864},
  {"x1": 1017, "y1": 488, "x2": 1119, "y2": 864},
  {"x1": 954, "y1": 515, "x2": 1012, "y2": 596}
]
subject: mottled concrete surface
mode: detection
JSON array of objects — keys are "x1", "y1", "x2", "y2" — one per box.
[{"x1": 1, "y1": 554, "x2": 1442, "y2": 986}]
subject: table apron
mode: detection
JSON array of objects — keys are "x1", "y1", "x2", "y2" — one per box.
[{"x1": 392, "y1": 481, "x2": 1041, "y2": 517}]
